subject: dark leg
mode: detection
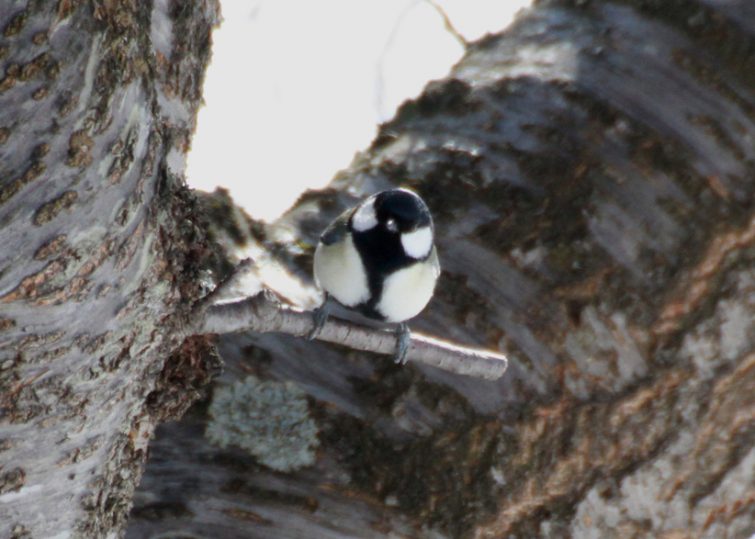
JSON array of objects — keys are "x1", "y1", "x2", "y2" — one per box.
[
  {"x1": 307, "y1": 295, "x2": 330, "y2": 340},
  {"x1": 395, "y1": 322, "x2": 411, "y2": 365}
]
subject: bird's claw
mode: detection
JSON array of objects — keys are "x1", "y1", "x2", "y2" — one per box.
[
  {"x1": 307, "y1": 302, "x2": 330, "y2": 340},
  {"x1": 394, "y1": 323, "x2": 411, "y2": 365}
]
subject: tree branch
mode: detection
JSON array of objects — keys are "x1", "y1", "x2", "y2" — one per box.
[{"x1": 195, "y1": 291, "x2": 508, "y2": 380}]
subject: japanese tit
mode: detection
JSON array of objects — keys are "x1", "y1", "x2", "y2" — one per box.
[{"x1": 309, "y1": 188, "x2": 441, "y2": 364}]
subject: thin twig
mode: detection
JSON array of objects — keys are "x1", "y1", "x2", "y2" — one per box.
[
  {"x1": 425, "y1": 0, "x2": 468, "y2": 48},
  {"x1": 195, "y1": 291, "x2": 508, "y2": 380}
]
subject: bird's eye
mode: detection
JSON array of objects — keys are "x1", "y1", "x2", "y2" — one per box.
[{"x1": 386, "y1": 218, "x2": 398, "y2": 233}]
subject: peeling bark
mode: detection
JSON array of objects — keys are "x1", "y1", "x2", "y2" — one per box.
[
  {"x1": 130, "y1": 1, "x2": 754, "y2": 538},
  {"x1": 0, "y1": 1, "x2": 218, "y2": 537}
]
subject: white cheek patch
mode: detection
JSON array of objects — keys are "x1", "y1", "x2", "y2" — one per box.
[
  {"x1": 351, "y1": 197, "x2": 378, "y2": 232},
  {"x1": 401, "y1": 226, "x2": 433, "y2": 259}
]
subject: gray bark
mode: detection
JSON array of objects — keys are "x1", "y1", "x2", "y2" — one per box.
[
  {"x1": 129, "y1": 1, "x2": 755, "y2": 539},
  {"x1": 0, "y1": 1, "x2": 218, "y2": 537},
  {"x1": 1, "y1": 0, "x2": 753, "y2": 538}
]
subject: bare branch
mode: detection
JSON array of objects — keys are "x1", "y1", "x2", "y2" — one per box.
[
  {"x1": 196, "y1": 257, "x2": 255, "y2": 309},
  {"x1": 195, "y1": 291, "x2": 508, "y2": 380}
]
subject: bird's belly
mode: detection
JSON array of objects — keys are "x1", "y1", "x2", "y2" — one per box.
[
  {"x1": 377, "y1": 255, "x2": 439, "y2": 323},
  {"x1": 313, "y1": 236, "x2": 370, "y2": 307}
]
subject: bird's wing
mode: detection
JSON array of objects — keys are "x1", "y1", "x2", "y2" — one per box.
[{"x1": 319, "y1": 208, "x2": 352, "y2": 245}]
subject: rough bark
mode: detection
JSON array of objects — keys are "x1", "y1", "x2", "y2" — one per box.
[
  {"x1": 129, "y1": 1, "x2": 755, "y2": 538},
  {"x1": 0, "y1": 1, "x2": 219, "y2": 537},
  {"x1": 1, "y1": 0, "x2": 753, "y2": 538}
]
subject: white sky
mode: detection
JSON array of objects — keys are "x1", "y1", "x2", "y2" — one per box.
[{"x1": 186, "y1": 0, "x2": 531, "y2": 221}]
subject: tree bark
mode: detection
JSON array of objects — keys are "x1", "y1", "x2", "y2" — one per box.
[
  {"x1": 129, "y1": 1, "x2": 755, "y2": 538},
  {"x1": 2, "y1": 0, "x2": 754, "y2": 538},
  {"x1": 0, "y1": 1, "x2": 218, "y2": 537}
]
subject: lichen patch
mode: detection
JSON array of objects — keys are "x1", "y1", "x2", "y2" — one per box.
[{"x1": 206, "y1": 376, "x2": 320, "y2": 472}]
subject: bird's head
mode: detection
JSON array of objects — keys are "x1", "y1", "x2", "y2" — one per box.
[{"x1": 351, "y1": 188, "x2": 434, "y2": 259}]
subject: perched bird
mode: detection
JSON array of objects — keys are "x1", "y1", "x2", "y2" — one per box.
[{"x1": 309, "y1": 188, "x2": 441, "y2": 364}]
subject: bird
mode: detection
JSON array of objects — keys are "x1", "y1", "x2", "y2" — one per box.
[{"x1": 308, "y1": 188, "x2": 440, "y2": 364}]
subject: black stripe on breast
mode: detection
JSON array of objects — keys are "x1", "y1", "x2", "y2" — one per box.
[{"x1": 351, "y1": 227, "x2": 413, "y2": 320}]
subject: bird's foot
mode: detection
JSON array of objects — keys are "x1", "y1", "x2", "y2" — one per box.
[
  {"x1": 394, "y1": 323, "x2": 411, "y2": 365},
  {"x1": 307, "y1": 300, "x2": 330, "y2": 340}
]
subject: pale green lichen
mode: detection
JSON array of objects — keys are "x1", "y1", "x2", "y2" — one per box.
[{"x1": 205, "y1": 375, "x2": 320, "y2": 472}]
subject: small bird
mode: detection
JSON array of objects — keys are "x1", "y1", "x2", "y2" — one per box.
[{"x1": 309, "y1": 188, "x2": 441, "y2": 364}]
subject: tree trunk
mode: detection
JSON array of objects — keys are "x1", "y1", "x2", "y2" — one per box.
[
  {"x1": 129, "y1": 1, "x2": 755, "y2": 538},
  {"x1": 3, "y1": 0, "x2": 754, "y2": 538},
  {"x1": 0, "y1": 1, "x2": 218, "y2": 537}
]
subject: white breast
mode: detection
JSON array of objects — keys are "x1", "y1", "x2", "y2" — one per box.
[
  {"x1": 377, "y1": 247, "x2": 440, "y2": 323},
  {"x1": 313, "y1": 235, "x2": 370, "y2": 307}
]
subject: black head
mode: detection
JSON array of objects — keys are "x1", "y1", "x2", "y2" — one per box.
[
  {"x1": 373, "y1": 188, "x2": 432, "y2": 234},
  {"x1": 350, "y1": 188, "x2": 433, "y2": 235}
]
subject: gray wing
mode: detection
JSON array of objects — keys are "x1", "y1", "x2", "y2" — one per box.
[{"x1": 319, "y1": 208, "x2": 352, "y2": 246}]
